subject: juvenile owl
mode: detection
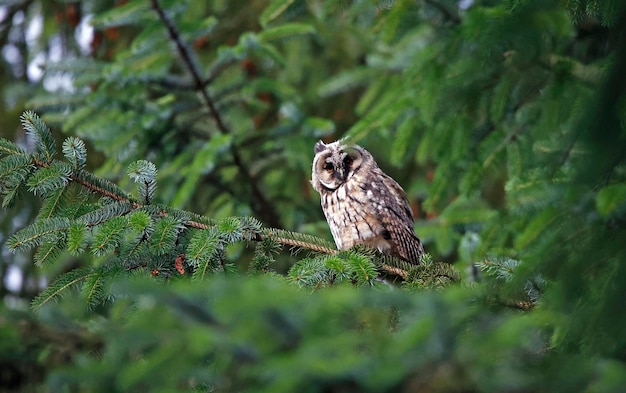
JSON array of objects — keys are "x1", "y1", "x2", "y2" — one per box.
[{"x1": 311, "y1": 140, "x2": 424, "y2": 265}]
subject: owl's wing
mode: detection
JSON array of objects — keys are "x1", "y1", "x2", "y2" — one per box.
[{"x1": 372, "y1": 172, "x2": 424, "y2": 265}]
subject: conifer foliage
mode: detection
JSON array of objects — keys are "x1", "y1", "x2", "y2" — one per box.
[
  {"x1": 2, "y1": 111, "x2": 430, "y2": 310},
  {"x1": 1, "y1": 0, "x2": 626, "y2": 392}
]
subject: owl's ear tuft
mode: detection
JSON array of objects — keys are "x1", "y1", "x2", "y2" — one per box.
[{"x1": 314, "y1": 140, "x2": 326, "y2": 154}]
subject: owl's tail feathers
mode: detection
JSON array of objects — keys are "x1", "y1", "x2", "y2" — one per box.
[{"x1": 392, "y1": 232, "x2": 425, "y2": 266}]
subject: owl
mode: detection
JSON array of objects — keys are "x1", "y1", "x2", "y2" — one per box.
[{"x1": 311, "y1": 140, "x2": 424, "y2": 265}]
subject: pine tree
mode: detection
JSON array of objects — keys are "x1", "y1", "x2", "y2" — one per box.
[
  {"x1": 2, "y1": 111, "x2": 433, "y2": 309},
  {"x1": 0, "y1": 0, "x2": 625, "y2": 391}
]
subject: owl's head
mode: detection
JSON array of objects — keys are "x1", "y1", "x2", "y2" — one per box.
[{"x1": 311, "y1": 140, "x2": 370, "y2": 191}]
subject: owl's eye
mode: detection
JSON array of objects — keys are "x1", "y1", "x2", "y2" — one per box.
[
  {"x1": 344, "y1": 156, "x2": 353, "y2": 167},
  {"x1": 323, "y1": 162, "x2": 334, "y2": 173}
]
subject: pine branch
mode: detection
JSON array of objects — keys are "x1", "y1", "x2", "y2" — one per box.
[
  {"x1": 262, "y1": 228, "x2": 337, "y2": 255},
  {"x1": 20, "y1": 110, "x2": 56, "y2": 164},
  {"x1": 0, "y1": 138, "x2": 27, "y2": 156},
  {"x1": 0, "y1": 155, "x2": 32, "y2": 181},
  {"x1": 128, "y1": 160, "x2": 157, "y2": 204},
  {"x1": 404, "y1": 259, "x2": 461, "y2": 290},
  {"x1": 30, "y1": 269, "x2": 88, "y2": 309},
  {"x1": 38, "y1": 185, "x2": 70, "y2": 219},
  {"x1": 62, "y1": 137, "x2": 87, "y2": 171},
  {"x1": 150, "y1": 0, "x2": 281, "y2": 228},
  {"x1": 150, "y1": 216, "x2": 185, "y2": 256},
  {"x1": 9, "y1": 217, "x2": 71, "y2": 252},
  {"x1": 187, "y1": 227, "x2": 223, "y2": 268},
  {"x1": 343, "y1": 252, "x2": 379, "y2": 285},
  {"x1": 250, "y1": 236, "x2": 281, "y2": 273},
  {"x1": 67, "y1": 222, "x2": 88, "y2": 255},
  {"x1": 91, "y1": 216, "x2": 129, "y2": 257},
  {"x1": 26, "y1": 162, "x2": 72, "y2": 196},
  {"x1": 31, "y1": 267, "x2": 96, "y2": 311},
  {"x1": 30, "y1": 152, "x2": 133, "y2": 206},
  {"x1": 71, "y1": 169, "x2": 134, "y2": 206},
  {"x1": 26, "y1": 151, "x2": 411, "y2": 276},
  {"x1": 35, "y1": 240, "x2": 64, "y2": 266},
  {"x1": 475, "y1": 257, "x2": 542, "y2": 311},
  {"x1": 81, "y1": 263, "x2": 124, "y2": 309},
  {"x1": 79, "y1": 201, "x2": 133, "y2": 227},
  {"x1": 6, "y1": 112, "x2": 414, "y2": 279},
  {"x1": 287, "y1": 257, "x2": 331, "y2": 288}
]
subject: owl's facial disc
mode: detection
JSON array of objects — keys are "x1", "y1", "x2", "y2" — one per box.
[{"x1": 315, "y1": 146, "x2": 363, "y2": 190}]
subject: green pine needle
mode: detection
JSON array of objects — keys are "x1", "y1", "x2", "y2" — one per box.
[
  {"x1": 188, "y1": 227, "x2": 226, "y2": 281},
  {"x1": 34, "y1": 240, "x2": 65, "y2": 267},
  {"x1": 75, "y1": 169, "x2": 132, "y2": 201},
  {"x1": 128, "y1": 160, "x2": 157, "y2": 183},
  {"x1": 343, "y1": 251, "x2": 378, "y2": 286},
  {"x1": 62, "y1": 137, "x2": 87, "y2": 170},
  {"x1": 81, "y1": 264, "x2": 124, "y2": 309},
  {"x1": 26, "y1": 162, "x2": 72, "y2": 196},
  {"x1": 91, "y1": 216, "x2": 128, "y2": 257},
  {"x1": 20, "y1": 111, "x2": 57, "y2": 164},
  {"x1": 0, "y1": 154, "x2": 32, "y2": 182},
  {"x1": 128, "y1": 210, "x2": 153, "y2": 234},
  {"x1": 1, "y1": 182, "x2": 22, "y2": 208},
  {"x1": 38, "y1": 186, "x2": 70, "y2": 219},
  {"x1": 0, "y1": 155, "x2": 32, "y2": 208},
  {"x1": 128, "y1": 160, "x2": 157, "y2": 204},
  {"x1": 287, "y1": 257, "x2": 330, "y2": 288},
  {"x1": 239, "y1": 216, "x2": 264, "y2": 240},
  {"x1": 187, "y1": 227, "x2": 222, "y2": 263},
  {"x1": 404, "y1": 261, "x2": 461, "y2": 290},
  {"x1": 0, "y1": 138, "x2": 27, "y2": 156},
  {"x1": 8, "y1": 217, "x2": 71, "y2": 253},
  {"x1": 31, "y1": 267, "x2": 95, "y2": 311},
  {"x1": 218, "y1": 217, "x2": 243, "y2": 243},
  {"x1": 250, "y1": 236, "x2": 280, "y2": 273},
  {"x1": 150, "y1": 216, "x2": 185, "y2": 256},
  {"x1": 67, "y1": 222, "x2": 88, "y2": 255},
  {"x1": 478, "y1": 257, "x2": 521, "y2": 282},
  {"x1": 78, "y1": 201, "x2": 133, "y2": 227},
  {"x1": 324, "y1": 255, "x2": 352, "y2": 283}
]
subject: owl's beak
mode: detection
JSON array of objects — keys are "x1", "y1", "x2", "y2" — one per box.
[{"x1": 336, "y1": 166, "x2": 348, "y2": 182}]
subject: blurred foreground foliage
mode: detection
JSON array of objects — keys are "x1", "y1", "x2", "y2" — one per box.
[{"x1": 1, "y1": 0, "x2": 626, "y2": 391}]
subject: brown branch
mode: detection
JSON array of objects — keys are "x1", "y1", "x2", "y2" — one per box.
[
  {"x1": 29, "y1": 158, "x2": 327, "y2": 252},
  {"x1": 31, "y1": 157, "x2": 408, "y2": 277},
  {"x1": 263, "y1": 230, "x2": 338, "y2": 255},
  {"x1": 70, "y1": 175, "x2": 138, "y2": 208},
  {"x1": 382, "y1": 264, "x2": 408, "y2": 278},
  {"x1": 32, "y1": 157, "x2": 136, "y2": 207},
  {"x1": 151, "y1": 0, "x2": 226, "y2": 133},
  {"x1": 150, "y1": 0, "x2": 281, "y2": 228}
]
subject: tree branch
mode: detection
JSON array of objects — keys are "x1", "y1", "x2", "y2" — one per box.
[
  {"x1": 30, "y1": 150, "x2": 409, "y2": 277},
  {"x1": 150, "y1": 0, "x2": 281, "y2": 228}
]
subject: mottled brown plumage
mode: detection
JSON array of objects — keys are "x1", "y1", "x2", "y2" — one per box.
[{"x1": 311, "y1": 140, "x2": 424, "y2": 264}]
